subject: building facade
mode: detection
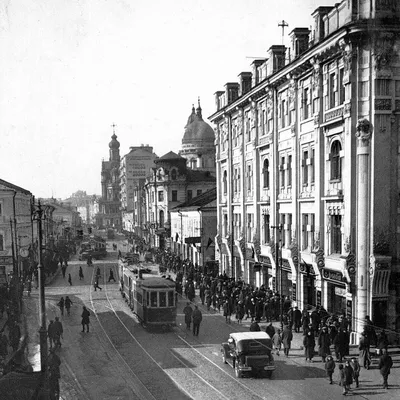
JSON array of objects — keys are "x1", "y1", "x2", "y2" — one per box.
[
  {"x1": 144, "y1": 151, "x2": 216, "y2": 250},
  {"x1": 209, "y1": 0, "x2": 400, "y2": 338},
  {"x1": 120, "y1": 145, "x2": 157, "y2": 233},
  {"x1": 97, "y1": 133, "x2": 122, "y2": 230},
  {"x1": 170, "y1": 187, "x2": 217, "y2": 267}
]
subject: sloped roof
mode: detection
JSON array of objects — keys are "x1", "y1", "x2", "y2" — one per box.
[
  {"x1": 157, "y1": 151, "x2": 185, "y2": 161},
  {"x1": 0, "y1": 178, "x2": 31, "y2": 195},
  {"x1": 172, "y1": 187, "x2": 216, "y2": 210}
]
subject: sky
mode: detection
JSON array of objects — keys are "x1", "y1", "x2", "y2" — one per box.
[{"x1": 0, "y1": 0, "x2": 338, "y2": 199}]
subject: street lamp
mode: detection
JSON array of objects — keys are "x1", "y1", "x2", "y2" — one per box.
[
  {"x1": 31, "y1": 200, "x2": 51, "y2": 393},
  {"x1": 272, "y1": 224, "x2": 283, "y2": 329}
]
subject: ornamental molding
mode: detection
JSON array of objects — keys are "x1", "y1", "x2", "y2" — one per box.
[{"x1": 373, "y1": 229, "x2": 390, "y2": 255}]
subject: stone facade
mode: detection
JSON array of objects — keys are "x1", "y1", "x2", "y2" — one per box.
[{"x1": 209, "y1": 0, "x2": 400, "y2": 338}]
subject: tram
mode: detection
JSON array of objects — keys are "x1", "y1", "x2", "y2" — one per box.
[{"x1": 119, "y1": 261, "x2": 177, "y2": 330}]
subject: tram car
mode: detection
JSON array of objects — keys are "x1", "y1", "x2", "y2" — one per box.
[{"x1": 119, "y1": 262, "x2": 177, "y2": 331}]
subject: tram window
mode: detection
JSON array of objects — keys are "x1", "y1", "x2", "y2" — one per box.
[
  {"x1": 168, "y1": 291, "x2": 174, "y2": 306},
  {"x1": 136, "y1": 292, "x2": 143, "y2": 305},
  {"x1": 150, "y1": 292, "x2": 158, "y2": 307},
  {"x1": 159, "y1": 292, "x2": 166, "y2": 307}
]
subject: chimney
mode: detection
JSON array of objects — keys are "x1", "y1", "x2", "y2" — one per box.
[
  {"x1": 224, "y1": 82, "x2": 240, "y2": 105},
  {"x1": 251, "y1": 60, "x2": 266, "y2": 86},
  {"x1": 311, "y1": 6, "x2": 334, "y2": 44},
  {"x1": 267, "y1": 46, "x2": 286, "y2": 75},
  {"x1": 238, "y1": 72, "x2": 252, "y2": 96},
  {"x1": 214, "y1": 91, "x2": 225, "y2": 111},
  {"x1": 289, "y1": 28, "x2": 310, "y2": 58}
]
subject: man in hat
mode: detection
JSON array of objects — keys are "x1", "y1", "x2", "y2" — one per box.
[
  {"x1": 379, "y1": 348, "x2": 393, "y2": 389},
  {"x1": 183, "y1": 302, "x2": 193, "y2": 330}
]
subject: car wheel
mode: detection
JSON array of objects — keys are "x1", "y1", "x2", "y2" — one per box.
[
  {"x1": 235, "y1": 364, "x2": 242, "y2": 378},
  {"x1": 222, "y1": 352, "x2": 227, "y2": 364}
]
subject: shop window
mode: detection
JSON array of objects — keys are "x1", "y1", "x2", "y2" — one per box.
[
  {"x1": 263, "y1": 159, "x2": 270, "y2": 189},
  {"x1": 223, "y1": 170, "x2": 227, "y2": 195},
  {"x1": 330, "y1": 141, "x2": 342, "y2": 181},
  {"x1": 331, "y1": 214, "x2": 342, "y2": 254}
]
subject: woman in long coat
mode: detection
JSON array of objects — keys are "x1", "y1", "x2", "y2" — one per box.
[
  {"x1": 282, "y1": 325, "x2": 293, "y2": 357},
  {"x1": 318, "y1": 326, "x2": 331, "y2": 362},
  {"x1": 303, "y1": 331, "x2": 315, "y2": 362}
]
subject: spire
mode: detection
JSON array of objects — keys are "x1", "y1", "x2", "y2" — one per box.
[{"x1": 196, "y1": 97, "x2": 202, "y2": 119}]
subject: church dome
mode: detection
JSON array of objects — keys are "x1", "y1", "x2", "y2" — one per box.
[
  {"x1": 182, "y1": 103, "x2": 215, "y2": 145},
  {"x1": 109, "y1": 133, "x2": 120, "y2": 149}
]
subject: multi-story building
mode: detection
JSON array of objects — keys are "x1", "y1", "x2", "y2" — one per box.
[
  {"x1": 120, "y1": 145, "x2": 157, "y2": 233},
  {"x1": 0, "y1": 179, "x2": 34, "y2": 280},
  {"x1": 170, "y1": 187, "x2": 217, "y2": 267},
  {"x1": 144, "y1": 151, "x2": 216, "y2": 250},
  {"x1": 209, "y1": 0, "x2": 400, "y2": 338},
  {"x1": 96, "y1": 132, "x2": 121, "y2": 230}
]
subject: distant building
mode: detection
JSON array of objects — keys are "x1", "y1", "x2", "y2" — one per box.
[
  {"x1": 170, "y1": 187, "x2": 217, "y2": 267},
  {"x1": 64, "y1": 191, "x2": 100, "y2": 226},
  {"x1": 120, "y1": 144, "x2": 157, "y2": 233},
  {"x1": 96, "y1": 132, "x2": 121, "y2": 230},
  {"x1": 144, "y1": 151, "x2": 216, "y2": 250},
  {"x1": 179, "y1": 101, "x2": 216, "y2": 174},
  {"x1": 0, "y1": 178, "x2": 33, "y2": 279}
]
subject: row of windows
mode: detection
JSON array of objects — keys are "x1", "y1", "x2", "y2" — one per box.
[
  {"x1": 227, "y1": 212, "x2": 342, "y2": 255},
  {"x1": 223, "y1": 139, "x2": 342, "y2": 194},
  {"x1": 152, "y1": 189, "x2": 203, "y2": 203}
]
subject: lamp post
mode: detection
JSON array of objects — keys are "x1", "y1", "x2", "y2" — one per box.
[
  {"x1": 32, "y1": 200, "x2": 50, "y2": 394},
  {"x1": 272, "y1": 224, "x2": 283, "y2": 329}
]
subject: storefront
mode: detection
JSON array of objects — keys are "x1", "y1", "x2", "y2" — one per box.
[
  {"x1": 279, "y1": 259, "x2": 293, "y2": 298},
  {"x1": 300, "y1": 261, "x2": 317, "y2": 310},
  {"x1": 233, "y1": 246, "x2": 242, "y2": 280},
  {"x1": 322, "y1": 268, "x2": 347, "y2": 316},
  {"x1": 258, "y1": 254, "x2": 273, "y2": 288}
]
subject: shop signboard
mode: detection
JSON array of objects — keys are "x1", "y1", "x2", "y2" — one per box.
[
  {"x1": 322, "y1": 269, "x2": 343, "y2": 282},
  {"x1": 259, "y1": 255, "x2": 272, "y2": 266},
  {"x1": 281, "y1": 258, "x2": 291, "y2": 272},
  {"x1": 292, "y1": 283, "x2": 297, "y2": 301},
  {"x1": 334, "y1": 287, "x2": 346, "y2": 297},
  {"x1": 346, "y1": 300, "x2": 352, "y2": 323},
  {"x1": 317, "y1": 290, "x2": 322, "y2": 306}
]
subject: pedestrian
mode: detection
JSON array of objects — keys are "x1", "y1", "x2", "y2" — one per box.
[
  {"x1": 376, "y1": 330, "x2": 389, "y2": 356},
  {"x1": 192, "y1": 305, "x2": 202, "y2": 336},
  {"x1": 79, "y1": 266, "x2": 84, "y2": 280},
  {"x1": 47, "y1": 320, "x2": 55, "y2": 349},
  {"x1": 303, "y1": 330, "x2": 316, "y2": 362},
  {"x1": 282, "y1": 324, "x2": 293, "y2": 357},
  {"x1": 272, "y1": 329, "x2": 282, "y2": 356},
  {"x1": 333, "y1": 328, "x2": 346, "y2": 362},
  {"x1": 338, "y1": 364, "x2": 347, "y2": 395},
  {"x1": 53, "y1": 317, "x2": 63, "y2": 348},
  {"x1": 57, "y1": 297, "x2": 65, "y2": 316},
  {"x1": 68, "y1": 273, "x2": 72, "y2": 286},
  {"x1": 350, "y1": 356, "x2": 360, "y2": 388},
  {"x1": 108, "y1": 268, "x2": 116, "y2": 283},
  {"x1": 81, "y1": 306, "x2": 91, "y2": 332},
  {"x1": 96, "y1": 267, "x2": 101, "y2": 278},
  {"x1": 293, "y1": 306, "x2": 302, "y2": 333},
  {"x1": 223, "y1": 300, "x2": 231, "y2": 323},
  {"x1": 325, "y1": 355, "x2": 335, "y2": 384},
  {"x1": 235, "y1": 300, "x2": 245, "y2": 324},
  {"x1": 65, "y1": 296, "x2": 73, "y2": 316},
  {"x1": 265, "y1": 322, "x2": 275, "y2": 339},
  {"x1": 61, "y1": 264, "x2": 67, "y2": 278},
  {"x1": 249, "y1": 320, "x2": 261, "y2": 331},
  {"x1": 94, "y1": 276, "x2": 102, "y2": 291},
  {"x1": 318, "y1": 326, "x2": 331, "y2": 362},
  {"x1": 359, "y1": 331, "x2": 371, "y2": 369},
  {"x1": 343, "y1": 360, "x2": 354, "y2": 394},
  {"x1": 378, "y1": 348, "x2": 393, "y2": 389},
  {"x1": 183, "y1": 302, "x2": 193, "y2": 330}
]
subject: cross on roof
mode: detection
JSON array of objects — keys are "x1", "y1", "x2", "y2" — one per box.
[
  {"x1": 278, "y1": 20, "x2": 289, "y2": 45},
  {"x1": 111, "y1": 123, "x2": 117, "y2": 135}
]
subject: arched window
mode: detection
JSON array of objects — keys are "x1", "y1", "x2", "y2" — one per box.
[
  {"x1": 263, "y1": 159, "x2": 269, "y2": 189},
  {"x1": 223, "y1": 170, "x2": 227, "y2": 195},
  {"x1": 330, "y1": 141, "x2": 342, "y2": 180},
  {"x1": 171, "y1": 169, "x2": 177, "y2": 180}
]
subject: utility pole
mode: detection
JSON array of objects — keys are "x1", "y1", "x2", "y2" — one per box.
[
  {"x1": 272, "y1": 224, "x2": 283, "y2": 329},
  {"x1": 32, "y1": 201, "x2": 50, "y2": 396}
]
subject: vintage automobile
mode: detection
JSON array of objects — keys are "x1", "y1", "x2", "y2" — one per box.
[{"x1": 221, "y1": 332, "x2": 276, "y2": 378}]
